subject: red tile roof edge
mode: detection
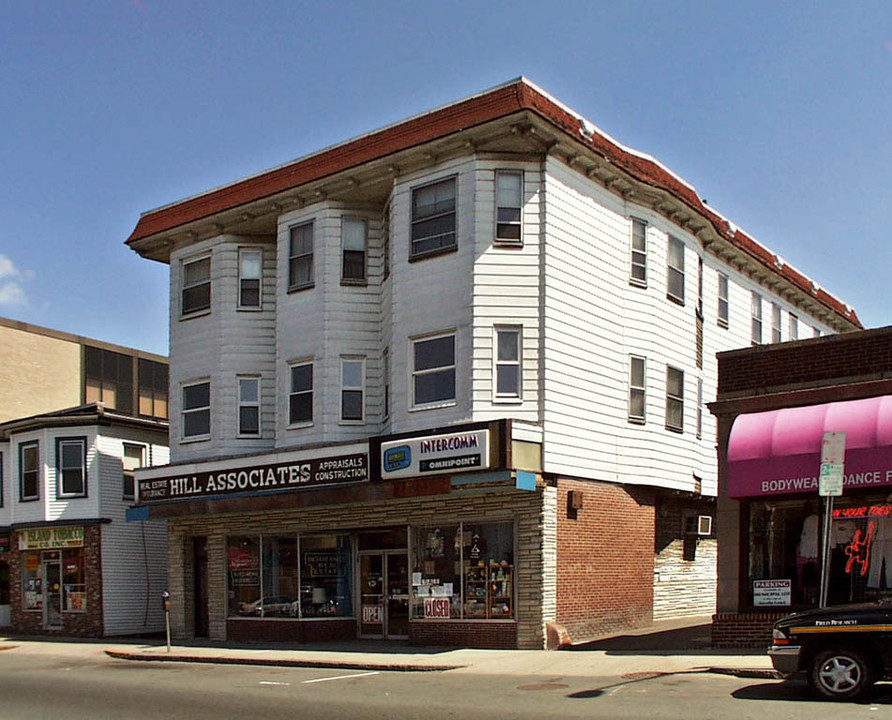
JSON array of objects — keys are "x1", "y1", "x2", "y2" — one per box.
[{"x1": 126, "y1": 79, "x2": 860, "y2": 328}]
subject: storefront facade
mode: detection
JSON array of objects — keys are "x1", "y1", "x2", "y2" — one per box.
[
  {"x1": 135, "y1": 421, "x2": 555, "y2": 649},
  {"x1": 711, "y1": 328, "x2": 892, "y2": 646}
]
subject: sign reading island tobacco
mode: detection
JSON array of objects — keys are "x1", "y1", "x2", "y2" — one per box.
[{"x1": 138, "y1": 452, "x2": 368, "y2": 503}]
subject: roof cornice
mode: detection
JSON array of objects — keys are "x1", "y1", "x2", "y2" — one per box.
[{"x1": 125, "y1": 78, "x2": 861, "y2": 330}]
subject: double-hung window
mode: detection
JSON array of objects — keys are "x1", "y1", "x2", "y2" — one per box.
[
  {"x1": 665, "y1": 366, "x2": 684, "y2": 432},
  {"x1": 789, "y1": 313, "x2": 799, "y2": 341},
  {"x1": 340, "y1": 358, "x2": 365, "y2": 422},
  {"x1": 772, "y1": 303, "x2": 782, "y2": 343},
  {"x1": 494, "y1": 328, "x2": 521, "y2": 400},
  {"x1": 238, "y1": 248, "x2": 262, "y2": 308},
  {"x1": 411, "y1": 177, "x2": 456, "y2": 258},
  {"x1": 667, "y1": 236, "x2": 685, "y2": 304},
  {"x1": 19, "y1": 441, "x2": 39, "y2": 502},
  {"x1": 696, "y1": 379, "x2": 703, "y2": 440},
  {"x1": 238, "y1": 376, "x2": 260, "y2": 436},
  {"x1": 182, "y1": 381, "x2": 210, "y2": 440},
  {"x1": 630, "y1": 218, "x2": 647, "y2": 286},
  {"x1": 288, "y1": 222, "x2": 314, "y2": 291},
  {"x1": 495, "y1": 171, "x2": 523, "y2": 244},
  {"x1": 289, "y1": 362, "x2": 313, "y2": 425},
  {"x1": 628, "y1": 356, "x2": 646, "y2": 423},
  {"x1": 122, "y1": 443, "x2": 144, "y2": 501},
  {"x1": 717, "y1": 273, "x2": 729, "y2": 328},
  {"x1": 57, "y1": 437, "x2": 87, "y2": 498},
  {"x1": 412, "y1": 333, "x2": 455, "y2": 407},
  {"x1": 341, "y1": 218, "x2": 367, "y2": 283},
  {"x1": 751, "y1": 292, "x2": 763, "y2": 345},
  {"x1": 182, "y1": 256, "x2": 211, "y2": 315}
]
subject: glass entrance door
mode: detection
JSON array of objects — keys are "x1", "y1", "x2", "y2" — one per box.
[
  {"x1": 359, "y1": 554, "x2": 384, "y2": 637},
  {"x1": 43, "y1": 559, "x2": 62, "y2": 629},
  {"x1": 359, "y1": 552, "x2": 409, "y2": 639}
]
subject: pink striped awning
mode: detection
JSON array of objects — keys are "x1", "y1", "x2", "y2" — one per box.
[{"x1": 728, "y1": 395, "x2": 892, "y2": 498}]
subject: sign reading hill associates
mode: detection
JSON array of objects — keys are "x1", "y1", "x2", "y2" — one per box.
[{"x1": 138, "y1": 453, "x2": 368, "y2": 503}]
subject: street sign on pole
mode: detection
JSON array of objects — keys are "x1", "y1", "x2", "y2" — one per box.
[
  {"x1": 819, "y1": 431, "x2": 846, "y2": 607},
  {"x1": 819, "y1": 462, "x2": 844, "y2": 497}
]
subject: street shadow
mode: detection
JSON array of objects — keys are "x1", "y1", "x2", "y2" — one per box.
[
  {"x1": 732, "y1": 678, "x2": 892, "y2": 704},
  {"x1": 566, "y1": 621, "x2": 760, "y2": 657}
]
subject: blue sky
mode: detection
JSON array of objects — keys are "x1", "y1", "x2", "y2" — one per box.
[{"x1": 1, "y1": 1, "x2": 890, "y2": 356}]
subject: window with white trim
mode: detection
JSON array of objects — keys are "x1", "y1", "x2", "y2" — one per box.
[
  {"x1": 494, "y1": 328, "x2": 521, "y2": 400},
  {"x1": 238, "y1": 248, "x2": 262, "y2": 308},
  {"x1": 182, "y1": 255, "x2": 211, "y2": 315},
  {"x1": 342, "y1": 217, "x2": 367, "y2": 283},
  {"x1": 288, "y1": 362, "x2": 313, "y2": 425},
  {"x1": 495, "y1": 170, "x2": 522, "y2": 244},
  {"x1": 628, "y1": 355, "x2": 646, "y2": 423},
  {"x1": 717, "y1": 272, "x2": 729, "y2": 328},
  {"x1": 772, "y1": 303, "x2": 782, "y2": 343},
  {"x1": 122, "y1": 443, "x2": 144, "y2": 501},
  {"x1": 789, "y1": 313, "x2": 799, "y2": 340},
  {"x1": 665, "y1": 366, "x2": 684, "y2": 433},
  {"x1": 57, "y1": 437, "x2": 87, "y2": 498},
  {"x1": 19, "y1": 441, "x2": 39, "y2": 501},
  {"x1": 751, "y1": 292, "x2": 763, "y2": 345},
  {"x1": 667, "y1": 236, "x2": 685, "y2": 304},
  {"x1": 288, "y1": 222, "x2": 314, "y2": 291},
  {"x1": 412, "y1": 333, "x2": 455, "y2": 407},
  {"x1": 630, "y1": 218, "x2": 647, "y2": 286},
  {"x1": 182, "y1": 381, "x2": 210, "y2": 440},
  {"x1": 411, "y1": 177, "x2": 456, "y2": 258},
  {"x1": 238, "y1": 376, "x2": 260, "y2": 436},
  {"x1": 340, "y1": 358, "x2": 365, "y2": 422}
]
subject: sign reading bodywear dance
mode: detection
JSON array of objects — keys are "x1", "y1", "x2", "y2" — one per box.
[
  {"x1": 138, "y1": 452, "x2": 368, "y2": 502},
  {"x1": 381, "y1": 429, "x2": 490, "y2": 479}
]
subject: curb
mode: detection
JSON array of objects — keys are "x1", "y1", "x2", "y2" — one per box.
[
  {"x1": 707, "y1": 666, "x2": 782, "y2": 680},
  {"x1": 105, "y1": 649, "x2": 463, "y2": 673}
]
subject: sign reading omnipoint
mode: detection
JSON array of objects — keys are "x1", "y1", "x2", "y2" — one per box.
[
  {"x1": 138, "y1": 452, "x2": 368, "y2": 502},
  {"x1": 381, "y1": 429, "x2": 490, "y2": 480}
]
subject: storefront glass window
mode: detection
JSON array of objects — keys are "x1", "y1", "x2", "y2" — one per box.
[
  {"x1": 62, "y1": 548, "x2": 86, "y2": 612},
  {"x1": 746, "y1": 496, "x2": 892, "y2": 610},
  {"x1": 227, "y1": 534, "x2": 353, "y2": 619},
  {"x1": 227, "y1": 536, "x2": 261, "y2": 617},
  {"x1": 21, "y1": 551, "x2": 42, "y2": 611},
  {"x1": 411, "y1": 521, "x2": 514, "y2": 620},
  {"x1": 299, "y1": 535, "x2": 353, "y2": 618}
]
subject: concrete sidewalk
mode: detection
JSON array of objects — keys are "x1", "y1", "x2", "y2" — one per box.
[{"x1": 1, "y1": 616, "x2": 778, "y2": 680}]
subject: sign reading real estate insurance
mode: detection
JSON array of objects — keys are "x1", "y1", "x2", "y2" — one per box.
[
  {"x1": 380, "y1": 429, "x2": 490, "y2": 480},
  {"x1": 138, "y1": 452, "x2": 368, "y2": 502}
]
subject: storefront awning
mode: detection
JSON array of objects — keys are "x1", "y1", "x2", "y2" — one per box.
[{"x1": 728, "y1": 395, "x2": 892, "y2": 498}]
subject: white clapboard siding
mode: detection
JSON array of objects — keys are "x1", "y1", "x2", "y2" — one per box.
[{"x1": 96, "y1": 430, "x2": 168, "y2": 635}]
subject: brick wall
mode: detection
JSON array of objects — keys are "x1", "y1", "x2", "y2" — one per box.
[
  {"x1": 717, "y1": 326, "x2": 892, "y2": 396},
  {"x1": 410, "y1": 620, "x2": 516, "y2": 648},
  {"x1": 556, "y1": 479, "x2": 655, "y2": 641},
  {"x1": 9, "y1": 524, "x2": 105, "y2": 637},
  {"x1": 712, "y1": 612, "x2": 785, "y2": 648}
]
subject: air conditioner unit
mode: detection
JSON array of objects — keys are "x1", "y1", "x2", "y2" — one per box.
[{"x1": 697, "y1": 515, "x2": 713, "y2": 536}]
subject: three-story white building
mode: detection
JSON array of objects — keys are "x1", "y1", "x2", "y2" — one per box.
[{"x1": 129, "y1": 78, "x2": 860, "y2": 649}]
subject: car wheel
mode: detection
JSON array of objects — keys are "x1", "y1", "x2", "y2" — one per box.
[{"x1": 808, "y1": 647, "x2": 875, "y2": 701}]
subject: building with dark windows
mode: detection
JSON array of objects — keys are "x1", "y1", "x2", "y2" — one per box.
[
  {"x1": 126, "y1": 78, "x2": 860, "y2": 649},
  {"x1": 710, "y1": 326, "x2": 892, "y2": 647},
  {"x1": 0, "y1": 318, "x2": 169, "y2": 635}
]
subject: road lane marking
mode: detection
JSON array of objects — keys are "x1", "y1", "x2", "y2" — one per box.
[
  {"x1": 259, "y1": 681, "x2": 291, "y2": 686},
  {"x1": 302, "y1": 671, "x2": 380, "y2": 684}
]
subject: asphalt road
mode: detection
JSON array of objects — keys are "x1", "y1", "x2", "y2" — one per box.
[{"x1": 1, "y1": 650, "x2": 890, "y2": 719}]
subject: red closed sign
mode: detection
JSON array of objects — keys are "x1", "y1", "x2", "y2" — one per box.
[{"x1": 423, "y1": 597, "x2": 450, "y2": 618}]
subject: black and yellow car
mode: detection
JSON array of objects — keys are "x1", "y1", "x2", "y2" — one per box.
[{"x1": 769, "y1": 600, "x2": 892, "y2": 700}]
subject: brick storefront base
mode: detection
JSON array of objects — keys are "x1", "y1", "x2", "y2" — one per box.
[
  {"x1": 409, "y1": 620, "x2": 517, "y2": 649},
  {"x1": 227, "y1": 618, "x2": 356, "y2": 643},
  {"x1": 712, "y1": 612, "x2": 786, "y2": 648}
]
